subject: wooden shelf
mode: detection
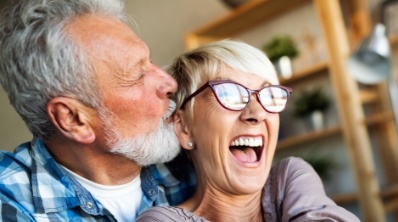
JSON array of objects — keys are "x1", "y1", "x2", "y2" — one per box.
[
  {"x1": 389, "y1": 35, "x2": 398, "y2": 47},
  {"x1": 277, "y1": 126, "x2": 341, "y2": 150},
  {"x1": 192, "y1": 0, "x2": 311, "y2": 36},
  {"x1": 331, "y1": 184, "x2": 398, "y2": 212},
  {"x1": 381, "y1": 184, "x2": 398, "y2": 199},
  {"x1": 360, "y1": 88, "x2": 379, "y2": 105},
  {"x1": 277, "y1": 111, "x2": 393, "y2": 151},
  {"x1": 331, "y1": 193, "x2": 358, "y2": 205},
  {"x1": 384, "y1": 198, "x2": 398, "y2": 213},
  {"x1": 185, "y1": 0, "x2": 311, "y2": 48},
  {"x1": 382, "y1": 184, "x2": 398, "y2": 213},
  {"x1": 280, "y1": 61, "x2": 329, "y2": 85},
  {"x1": 363, "y1": 111, "x2": 394, "y2": 126}
]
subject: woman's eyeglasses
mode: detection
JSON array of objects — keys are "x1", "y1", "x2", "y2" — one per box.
[{"x1": 181, "y1": 80, "x2": 292, "y2": 113}]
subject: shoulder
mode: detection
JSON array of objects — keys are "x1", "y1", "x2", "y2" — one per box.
[
  {"x1": 270, "y1": 157, "x2": 315, "y2": 180},
  {"x1": 274, "y1": 156, "x2": 312, "y2": 170},
  {"x1": 263, "y1": 157, "x2": 313, "y2": 219},
  {"x1": 150, "y1": 152, "x2": 197, "y2": 206},
  {"x1": 0, "y1": 145, "x2": 36, "y2": 221},
  {"x1": 269, "y1": 156, "x2": 323, "y2": 195},
  {"x1": 136, "y1": 206, "x2": 209, "y2": 222},
  {"x1": 0, "y1": 144, "x2": 32, "y2": 185},
  {"x1": 267, "y1": 157, "x2": 360, "y2": 221}
]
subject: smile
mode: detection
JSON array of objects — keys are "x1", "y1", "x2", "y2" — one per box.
[{"x1": 229, "y1": 136, "x2": 264, "y2": 163}]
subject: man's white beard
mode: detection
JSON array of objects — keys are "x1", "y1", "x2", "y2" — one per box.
[
  {"x1": 101, "y1": 102, "x2": 181, "y2": 166},
  {"x1": 107, "y1": 119, "x2": 180, "y2": 166}
]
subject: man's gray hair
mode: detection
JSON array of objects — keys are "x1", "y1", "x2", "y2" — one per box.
[{"x1": 0, "y1": 0, "x2": 125, "y2": 141}]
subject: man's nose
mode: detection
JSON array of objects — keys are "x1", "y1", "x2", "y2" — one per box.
[{"x1": 157, "y1": 67, "x2": 178, "y2": 98}]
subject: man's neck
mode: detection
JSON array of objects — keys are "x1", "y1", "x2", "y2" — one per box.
[{"x1": 46, "y1": 138, "x2": 141, "y2": 185}]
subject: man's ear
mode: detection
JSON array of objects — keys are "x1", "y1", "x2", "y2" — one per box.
[
  {"x1": 47, "y1": 97, "x2": 95, "y2": 144},
  {"x1": 173, "y1": 110, "x2": 194, "y2": 150}
]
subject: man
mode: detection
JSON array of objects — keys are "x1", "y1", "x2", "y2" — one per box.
[{"x1": 0, "y1": 0, "x2": 195, "y2": 221}]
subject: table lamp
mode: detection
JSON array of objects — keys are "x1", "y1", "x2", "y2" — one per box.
[{"x1": 346, "y1": 23, "x2": 398, "y2": 130}]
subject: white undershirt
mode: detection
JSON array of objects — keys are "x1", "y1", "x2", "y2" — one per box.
[{"x1": 62, "y1": 167, "x2": 143, "y2": 222}]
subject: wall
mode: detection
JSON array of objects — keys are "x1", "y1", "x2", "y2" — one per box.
[{"x1": 124, "y1": 0, "x2": 228, "y2": 67}]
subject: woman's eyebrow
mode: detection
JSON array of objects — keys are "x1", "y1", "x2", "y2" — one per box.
[{"x1": 261, "y1": 80, "x2": 272, "y2": 87}]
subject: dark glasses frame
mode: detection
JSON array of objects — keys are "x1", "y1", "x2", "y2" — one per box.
[{"x1": 181, "y1": 79, "x2": 293, "y2": 113}]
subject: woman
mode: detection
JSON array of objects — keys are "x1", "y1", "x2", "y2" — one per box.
[{"x1": 137, "y1": 40, "x2": 359, "y2": 221}]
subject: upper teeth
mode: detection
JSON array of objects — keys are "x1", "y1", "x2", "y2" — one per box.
[{"x1": 231, "y1": 137, "x2": 263, "y2": 147}]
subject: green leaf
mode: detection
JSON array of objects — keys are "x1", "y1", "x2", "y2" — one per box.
[
  {"x1": 292, "y1": 87, "x2": 331, "y2": 117},
  {"x1": 262, "y1": 35, "x2": 298, "y2": 62}
]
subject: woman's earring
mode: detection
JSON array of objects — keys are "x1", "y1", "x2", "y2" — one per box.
[{"x1": 187, "y1": 141, "x2": 193, "y2": 148}]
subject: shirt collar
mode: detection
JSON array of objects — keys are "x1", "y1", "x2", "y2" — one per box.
[
  {"x1": 29, "y1": 138, "x2": 161, "y2": 215},
  {"x1": 149, "y1": 164, "x2": 181, "y2": 187},
  {"x1": 30, "y1": 138, "x2": 104, "y2": 215}
]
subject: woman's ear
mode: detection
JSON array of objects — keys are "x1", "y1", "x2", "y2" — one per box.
[
  {"x1": 47, "y1": 97, "x2": 96, "y2": 144},
  {"x1": 173, "y1": 109, "x2": 194, "y2": 150}
]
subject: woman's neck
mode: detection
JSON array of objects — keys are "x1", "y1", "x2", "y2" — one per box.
[{"x1": 179, "y1": 186, "x2": 264, "y2": 222}]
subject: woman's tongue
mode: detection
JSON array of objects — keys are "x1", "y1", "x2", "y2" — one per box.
[{"x1": 230, "y1": 147, "x2": 257, "y2": 163}]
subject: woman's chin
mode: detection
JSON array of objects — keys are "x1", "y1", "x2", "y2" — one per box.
[{"x1": 226, "y1": 158, "x2": 269, "y2": 194}]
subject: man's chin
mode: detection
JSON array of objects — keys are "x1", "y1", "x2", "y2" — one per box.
[
  {"x1": 109, "y1": 121, "x2": 181, "y2": 167},
  {"x1": 136, "y1": 150, "x2": 180, "y2": 167}
]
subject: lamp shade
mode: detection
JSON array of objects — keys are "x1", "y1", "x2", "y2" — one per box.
[{"x1": 346, "y1": 23, "x2": 391, "y2": 84}]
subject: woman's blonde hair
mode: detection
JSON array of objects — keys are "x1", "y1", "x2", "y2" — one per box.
[{"x1": 168, "y1": 39, "x2": 278, "y2": 120}]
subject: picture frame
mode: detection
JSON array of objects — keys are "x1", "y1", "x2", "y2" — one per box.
[{"x1": 381, "y1": 0, "x2": 398, "y2": 36}]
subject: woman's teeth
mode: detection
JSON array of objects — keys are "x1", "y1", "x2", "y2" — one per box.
[{"x1": 230, "y1": 137, "x2": 262, "y2": 147}]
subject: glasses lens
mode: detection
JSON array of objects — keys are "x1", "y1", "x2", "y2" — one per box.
[
  {"x1": 212, "y1": 83, "x2": 248, "y2": 110},
  {"x1": 259, "y1": 86, "x2": 289, "y2": 112}
]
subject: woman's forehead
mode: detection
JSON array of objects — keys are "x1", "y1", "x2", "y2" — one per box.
[{"x1": 214, "y1": 67, "x2": 275, "y2": 85}]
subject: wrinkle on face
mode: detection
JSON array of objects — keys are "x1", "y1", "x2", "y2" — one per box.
[
  {"x1": 186, "y1": 68, "x2": 278, "y2": 198},
  {"x1": 65, "y1": 13, "x2": 172, "y2": 145}
]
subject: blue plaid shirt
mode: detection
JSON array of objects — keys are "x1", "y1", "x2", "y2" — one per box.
[{"x1": 0, "y1": 138, "x2": 196, "y2": 221}]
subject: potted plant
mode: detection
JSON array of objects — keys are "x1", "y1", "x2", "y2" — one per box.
[
  {"x1": 220, "y1": 0, "x2": 249, "y2": 8},
  {"x1": 262, "y1": 35, "x2": 298, "y2": 79},
  {"x1": 303, "y1": 154, "x2": 337, "y2": 182},
  {"x1": 292, "y1": 87, "x2": 331, "y2": 131}
]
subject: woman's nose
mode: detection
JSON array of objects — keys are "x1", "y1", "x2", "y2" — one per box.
[{"x1": 240, "y1": 93, "x2": 269, "y2": 124}]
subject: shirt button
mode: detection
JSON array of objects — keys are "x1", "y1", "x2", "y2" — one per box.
[
  {"x1": 149, "y1": 189, "x2": 155, "y2": 195},
  {"x1": 86, "y1": 202, "x2": 93, "y2": 209}
]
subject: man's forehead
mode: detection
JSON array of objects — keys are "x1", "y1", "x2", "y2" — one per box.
[{"x1": 66, "y1": 14, "x2": 148, "y2": 62}]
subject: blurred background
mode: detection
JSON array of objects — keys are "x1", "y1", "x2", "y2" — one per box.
[{"x1": 1, "y1": 0, "x2": 397, "y2": 221}]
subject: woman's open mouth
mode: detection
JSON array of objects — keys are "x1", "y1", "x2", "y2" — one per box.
[{"x1": 229, "y1": 136, "x2": 263, "y2": 163}]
